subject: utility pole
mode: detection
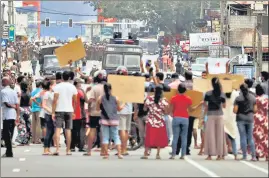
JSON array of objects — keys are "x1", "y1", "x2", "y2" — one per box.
[
  {"x1": 219, "y1": 0, "x2": 226, "y2": 58},
  {"x1": 252, "y1": 27, "x2": 256, "y2": 62},
  {"x1": 256, "y1": 13, "x2": 263, "y2": 78},
  {"x1": 11, "y1": 1, "x2": 14, "y2": 24},
  {"x1": 8, "y1": 0, "x2": 11, "y2": 24},
  {"x1": 0, "y1": 3, "x2": 6, "y2": 137}
]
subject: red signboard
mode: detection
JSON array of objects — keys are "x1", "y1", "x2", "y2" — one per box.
[
  {"x1": 97, "y1": 8, "x2": 117, "y2": 23},
  {"x1": 22, "y1": 1, "x2": 41, "y2": 38}
]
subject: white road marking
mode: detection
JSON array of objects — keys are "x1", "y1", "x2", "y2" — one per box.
[
  {"x1": 240, "y1": 161, "x2": 268, "y2": 175},
  {"x1": 12, "y1": 169, "x2": 20, "y2": 172},
  {"x1": 185, "y1": 157, "x2": 220, "y2": 177},
  {"x1": 19, "y1": 158, "x2": 26, "y2": 162},
  {"x1": 228, "y1": 155, "x2": 268, "y2": 175},
  {"x1": 24, "y1": 149, "x2": 30, "y2": 152}
]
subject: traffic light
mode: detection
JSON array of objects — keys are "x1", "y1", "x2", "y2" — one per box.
[
  {"x1": 45, "y1": 18, "x2": 50, "y2": 27},
  {"x1": 69, "y1": 19, "x2": 73, "y2": 28}
]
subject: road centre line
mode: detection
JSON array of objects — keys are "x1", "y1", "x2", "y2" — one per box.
[
  {"x1": 24, "y1": 149, "x2": 30, "y2": 152},
  {"x1": 240, "y1": 160, "x2": 268, "y2": 175},
  {"x1": 185, "y1": 157, "x2": 220, "y2": 177},
  {"x1": 19, "y1": 158, "x2": 26, "y2": 161},
  {"x1": 12, "y1": 169, "x2": 20, "y2": 173},
  {"x1": 228, "y1": 155, "x2": 268, "y2": 175}
]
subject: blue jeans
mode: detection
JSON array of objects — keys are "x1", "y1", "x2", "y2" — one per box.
[
  {"x1": 237, "y1": 121, "x2": 256, "y2": 158},
  {"x1": 227, "y1": 134, "x2": 237, "y2": 156},
  {"x1": 101, "y1": 125, "x2": 121, "y2": 145},
  {"x1": 172, "y1": 118, "x2": 189, "y2": 157},
  {"x1": 44, "y1": 114, "x2": 55, "y2": 148}
]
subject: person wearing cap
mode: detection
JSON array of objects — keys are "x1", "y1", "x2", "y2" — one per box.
[{"x1": 71, "y1": 78, "x2": 87, "y2": 152}]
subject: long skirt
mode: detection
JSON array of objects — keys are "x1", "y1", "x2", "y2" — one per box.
[
  {"x1": 204, "y1": 115, "x2": 227, "y2": 156},
  {"x1": 16, "y1": 107, "x2": 32, "y2": 145},
  {"x1": 144, "y1": 123, "x2": 168, "y2": 148}
]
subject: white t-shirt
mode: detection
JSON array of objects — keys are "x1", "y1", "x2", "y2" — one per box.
[
  {"x1": 43, "y1": 91, "x2": 54, "y2": 115},
  {"x1": 53, "y1": 82, "x2": 77, "y2": 112},
  {"x1": 14, "y1": 84, "x2": 21, "y2": 96}
]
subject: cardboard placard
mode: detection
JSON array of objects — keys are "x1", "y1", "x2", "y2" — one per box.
[
  {"x1": 185, "y1": 90, "x2": 204, "y2": 118},
  {"x1": 108, "y1": 75, "x2": 145, "y2": 103},
  {"x1": 207, "y1": 74, "x2": 244, "y2": 89},
  {"x1": 193, "y1": 78, "x2": 233, "y2": 93},
  {"x1": 20, "y1": 61, "x2": 32, "y2": 73},
  {"x1": 55, "y1": 38, "x2": 86, "y2": 67},
  {"x1": 149, "y1": 89, "x2": 178, "y2": 102}
]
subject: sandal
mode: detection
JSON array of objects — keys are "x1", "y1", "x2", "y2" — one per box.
[
  {"x1": 42, "y1": 152, "x2": 51, "y2": 156},
  {"x1": 52, "y1": 152, "x2": 59, "y2": 156},
  {"x1": 118, "y1": 155, "x2": 123, "y2": 159},
  {"x1": 205, "y1": 156, "x2": 212, "y2": 160},
  {"x1": 250, "y1": 158, "x2": 257, "y2": 162},
  {"x1": 169, "y1": 156, "x2": 175, "y2": 160},
  {"x1": 83, "y1": 153, "x2": 91, "y2": 156},
  {"x1": 180, "y1": 156, "x2": 185, "y2": 160},
  {"x1": 66, "y1": 152, "x2": 72, "y2": 156},
  {"x1": 100, "y1": 153, "x2": 109, "y2": 156},
  {"x1": 156, "y1": 155, "x2": 161, "y2": 160},
  {"x1": 140, "y1": 156, "x2": 148, "y2": 159},
  {"x1": 103, "y1": 155, "x2": 109, "y2": 159}
]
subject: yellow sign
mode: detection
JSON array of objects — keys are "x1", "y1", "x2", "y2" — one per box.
[
  {"x1": 149, "y1": 89, "x2": 178, "y2": 103},
  {"x1": 185, "y1": 90, "x2": 204, "y2": 118},
  {"x1": 193, "y1": 78, "x2": 233, "y2": 93},
  {"x1": 108, "y1": 75, "x2": 145, "y2": 103},
  {"x1": 55, "y1": 38, "x2": 86, "y2": 67},
  {"x1": 207, "y1": 74, "x2": 245, "y2": 89}
]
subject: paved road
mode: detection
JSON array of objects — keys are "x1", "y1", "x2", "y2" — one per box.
[
  {"x1": 1, "y1": 142, "x2": 268, "y2": 177},
  {"x1": 3, "y1": 55, "x2": 267, "y2": 177}
]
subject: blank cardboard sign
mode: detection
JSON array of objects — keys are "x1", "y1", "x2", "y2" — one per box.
[
  {"x1": 55, "y1": 38, "x2": 86, "y2": 67},
  {"x1": 108, "y1": 75, "x2": 145, "y2": 103},
  {"x1": 185, "y1": 90, "x2": 204, "y2": 118},
  {"x1": 193, "y1": 78, "x2": 233, "y2": 93}
]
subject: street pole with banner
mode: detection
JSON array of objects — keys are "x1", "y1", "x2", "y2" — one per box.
[{"x1": 0, "y1": 3, "x2": 6, "y2": 140}]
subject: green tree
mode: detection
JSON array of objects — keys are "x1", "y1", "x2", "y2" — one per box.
[{"x1": 88, "y1": 0, "x2": 201, "y2": 35}]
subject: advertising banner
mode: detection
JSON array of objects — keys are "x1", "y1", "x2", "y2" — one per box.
[{"x1": 190, "y1": 32, "x2": 221, "y2": 51}]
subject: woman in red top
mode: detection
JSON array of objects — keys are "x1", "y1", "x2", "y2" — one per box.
[
  {"x1": 170, "y1": 83, "x2": 201, "y2": 159},
  {"x1": 71, "y1": 79, "x2": 86, "y2": 152},
  {"x1": 141, "y1": 85, "x2": 169, "y2": 160}
]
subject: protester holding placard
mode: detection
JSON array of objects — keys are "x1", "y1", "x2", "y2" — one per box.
[
  {"x1": 170, "y1": 83, "x2": 202, "y2": 160},
  {"x1": 96, "y1": 83, "x2": 125, "y2": 159},
  {"x1": 141, "y1": 85, "x2": 169, "y2": 160},
  {"x1": 204, "y1": 77, "x2": 227, "y2": 160}
]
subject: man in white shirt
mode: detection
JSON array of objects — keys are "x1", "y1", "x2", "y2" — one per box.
[
  {"x1": 1, "y1": 77, "x2": 19, "y2": 157},
  {"x1": 52, "y1": 71, "x2": 77, "y2": 155}
]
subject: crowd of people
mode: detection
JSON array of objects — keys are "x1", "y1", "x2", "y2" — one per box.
[{"x1": 1, "y1": 58, "x2": 268, "y2": 162}]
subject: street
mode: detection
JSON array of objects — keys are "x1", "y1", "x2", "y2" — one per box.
[{"x1": 1, "y1": 142, "x2": 268, "y2": 177}]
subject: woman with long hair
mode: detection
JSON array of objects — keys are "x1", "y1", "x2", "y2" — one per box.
[
  {"x1": 42, "y1": 81, "x2": 55, "y2": 155},
  {"x1": 234, "y1": 83, "x2": 257, "y2": 161},
  {"x1": 96, "y1": 83, "x2": 125, "y2": 159},
  {"x1": 253, "y1": 84, "x2": 268, "y2": 161},
  {"x1": 204, "y1": 77, "x2": 227, "y2": 160},
  {"x1": 141, "y1": 85, "x2": 169, "y2": 159},
  {"x1": 16, "y1": 81, "x2": 31, "y2": 145}
]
